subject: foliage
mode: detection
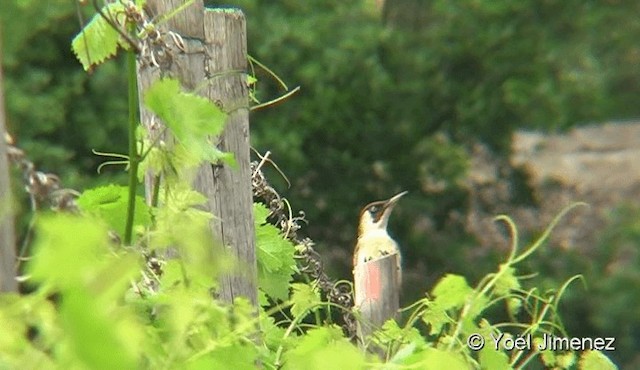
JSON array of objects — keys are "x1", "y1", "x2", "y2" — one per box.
[
  {"x1": 144, "y1": 78, "x2": 232, "y2": 168},
  {"x1": 2, "y1": 0, "x2": 638, "y2": 368},
  {"x1": 215, "y1": 0, "x2": 640, "y2": 308},
  {"x1": 77, "y1": 184, "x2": 150, "y2": 242},
  {"x1": 71, "y1": 2, "x2": 125, "y2": 71},
  {"x1": 539, "y1": 205, "x2": 640, "y2": 368},
  {"x1": 1, "y1": 199, "x2": 619, "y2": 369},
  {"x1": 254, "y1": 203, "x2": 297, "y2": 303},
  {"x1": 2, "y1": 0, "x2": 129, "y2": 189}
]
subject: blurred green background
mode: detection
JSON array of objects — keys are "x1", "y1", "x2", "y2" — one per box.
[{"x1": 2, "y1": 0, "x2": 639, "y2": 367}]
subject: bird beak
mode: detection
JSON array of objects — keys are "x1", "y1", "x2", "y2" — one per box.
[{"x1": 383, "y1": 191, "x2": 408, "y2": 213}]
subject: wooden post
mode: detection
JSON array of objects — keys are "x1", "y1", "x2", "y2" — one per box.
[
  {"x1": 137, "y1": 0, "x2": 206, "y2": 197},
  {"x1": 354, "y1": 253, "x2": 400, "y2": 346},
  {"x1": 198, "y1": 9, "x2": 256, "y2": 305},
  {"x1": 0, "y1": 24, "x2": 17, "y2": 293},
  {"x1": 137, "y1": 1, "x2": 257, "y2": 305}
]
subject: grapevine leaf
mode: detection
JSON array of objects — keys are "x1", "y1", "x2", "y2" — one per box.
[
  {"x1": 61, "y1": 289, "x2": 138, "y2": 370},
  {"x1": 159, "y1": 260, "x2": 187, "y2": 289},
  {"x1": 254, "y1": 203, "x2": 296, "y2": 302},
  {"x1": 143, "y1": 78, "x2": 231, "y2": 168},
  {"x1": 389, "y1": 341, "x2": 420, "y2": 365},
  {"x1": 151, "y1": 186, "x2": 230, "y2": 286},
  {"x1": 152, "y1": 184, "x2": 213, "y2": 249},
  {"x1": 206, "y1": 344, "x2": 259, "y2": 370},
  {"x1": 77, "y1": 185, "x2": 151, "y2": 242},
  {"x1": 479, "y1": 345, "x2": 511, "y2": 370},
  {"x1": 258, "y1": 290, "x2": 269, "y2": 307},
  {"x1": 466, "y1": 292, "x2": 490, "y2": 321},
  {"x1": 27, "y1": 215, "x2": 110, "y2": 288},
  {"x1": 71, "y1": 3, "x2": 125, "y2": 71},
  {"x1": 253, "y1": 203, "x2": 271, "y2": 224},
  {"x1": 432, "y1": 274, "x2": 473, "y2": 310},
  {"x1": 0, "y1": 293, "x2": 58, "y2": 369},
  {"x1": 394, "y1": 345, "x2": 469, "y2": 369},
  {"x1": 579, "y1": 351, "x2": 616, "y2": 370},
  {"x1": 258, "y1": 273, "x2": 291, "y2": 304},
  {"x1": 290, "y1": 283, "x2": 321, "y2": 319},
  {"x1": 283, "y1": 326, "x2": 366, "y2": 370},
  {"x1": 536, "y1": 336, "x2": 557, "y2": 366},
  {"x1": 260, "y1": 311, "x2": 288, "y2": 351},
  {"x1": 421, "y1": 300, "x2": 451, "y2": 335},
  {"x1": 494, "y1": 265, "x2": 521, "y2": 296},
  {"x1": 375, "y1": 319, "x2": 424, "y2": 348},
  {"x1": 421, "y1": 348, "x2": 469, "y2": 370}
]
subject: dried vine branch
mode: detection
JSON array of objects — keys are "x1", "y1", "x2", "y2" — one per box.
[
  {"x1": 251, "y1": 152, "x2": 356, "y2": 337},
  {"x1": 4, "y1": 133, "x2": 80, "y2": 273}
]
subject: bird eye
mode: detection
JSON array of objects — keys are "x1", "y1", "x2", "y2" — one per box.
[{"x1": 369, "y1": 205, "x2": 379, "y2": 214}]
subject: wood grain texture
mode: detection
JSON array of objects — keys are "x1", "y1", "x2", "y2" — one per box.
[
  {"x1": 354, "y1": 253, "x2": 400, "y2": 345},
  {"x1": 200, "y1": 9, "x2": 256, "y2": 305},
  {"x1": 145, "y1": 0, "x2": 205, "y2": 39},
  {"x1": 137, "y1": 2, "x2": 256, "y2": 305},
  {"x1": 0, "y1": 24, "x2": 17, "y2": 292}
]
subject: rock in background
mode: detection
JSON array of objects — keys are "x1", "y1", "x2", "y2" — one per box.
[
  {"x1": 467, "y1": 121, "x2": 640, "y2": 255},
  {"x1": 465, "y1": 121, "x2": 640, "y2": 368}
]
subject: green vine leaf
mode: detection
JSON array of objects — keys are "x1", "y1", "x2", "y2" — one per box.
[
  {"x1": 71, "y1": 3, "x2": 127, "y2": 71},
  {"x1": 479, "y1": 345, "x2": 511, "y2": 370},
  {"x1": 374, "y1": 319, "x2": 424, "y2": 350},
  {"x1": 290, "y1": 283, "x2": 321, "y2": 319},
  {"x1": 77, "y1": 185, "x2": 151, "y2": 242},
  {"x1": 143, "y1": 78, "x2": 231, "y2": 169},
  {"x1": 420, "y1": 348, "x2": 469, "y2": 369},
  {"x1": 432, "y1": 274, "x2": 473, "y2": 310},
  {"x1": 283, "y1": 326, "x2": 366, "y2": 370},
  {"x1": 421, "y1": 300, "x2": 451, "y2": 335},
  {"x1": 260, "y1": 311, "x2": 288, "y2": 351},
  {"x1": 151, "y1": 185, "x2": 214, "y2": 250},
  {"x1": 61, "y1": 289, "x2": 139, "y2": 369},
  {"x1": 254, "y1": 203, "x2": 297, "y2": 302},
  {"x1": 27, "y1": 215, "x2": 113, "y2": 289},
  {"x1": 494, "y1": 265, "x2": 521, "y2": 296},
  {"x1": 579, "y1": 351, "x2": 617, "y2": 370}
]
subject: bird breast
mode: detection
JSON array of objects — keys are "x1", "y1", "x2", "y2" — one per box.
[{"x1": 354, "y1": 230, "x2": 401, "y2": 266}]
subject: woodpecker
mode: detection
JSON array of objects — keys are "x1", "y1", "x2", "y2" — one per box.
[{"x1": 353, "y1": 191, "x2": 407, "y2": 286}]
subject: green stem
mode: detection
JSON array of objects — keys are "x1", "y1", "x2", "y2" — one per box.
[{"x1": 124, "y1": 44, "x2": 140, "y2": 246}]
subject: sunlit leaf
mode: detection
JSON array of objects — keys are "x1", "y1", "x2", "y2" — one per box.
[
  {"x1": 77, "y1": 185, "x2": 151, "y2": 242},
  {"x1": 283, "y1": 326, "x2": 366, "y2": 370},
  {"x1": 27, "y1": 214, "x2": 110, "y2": 288},
  {"x1": 579, "y1": 351, "x2": 616, "y2": 370},
  {"x1": 432, "y1": 274, "x2": 473, "y2": 310},
  {"x1": 479, "y1": 345, "x2": 511, "y2": 370},
  {"x1": 254, "y1": 203, "x2": 296, "y2": 302},
  {"x1": 71, "y1": 3, "x2": 126, "y2": 71},
  {"x1": 290, "y1": 283, "x2": 321, "y2": 319},
  {"x1": 60, "y1": 289, "x2": 139, "y2": 370},
  {"x1": 421, "y1": 300, "x2": 451, "y2": 335},
  {"x1": 494, "y1": 265, "x2": 521, "y2": 296},
  {"x1": 144, "y1": 78, "x2": 230, "y2": 168}
]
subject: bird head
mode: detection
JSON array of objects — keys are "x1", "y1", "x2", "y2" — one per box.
[{"x1": 357, "y1": 191, "x2": 408, "y2": 237}]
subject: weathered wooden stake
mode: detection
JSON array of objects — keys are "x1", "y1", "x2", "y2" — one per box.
[
  {"x1": 137, "y1": 1, "x2": 256, "y2": 306},
  {"x1": 198, "y1": 9, "x2": 256, "y2": 305},
  {"x1": 0, "y1": 24, "x2": 17, "y2": 293},
  {"x1": 354, "y1": 253, "x2": 400, "y2": 347}
]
